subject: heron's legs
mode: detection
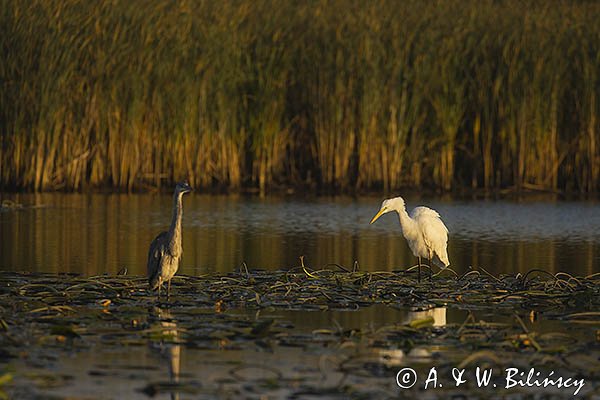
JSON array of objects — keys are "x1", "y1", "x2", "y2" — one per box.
[
  {"x1": 417, "y1": 256, "x2": 421, "y2": 283},
  {"x1": 157, "y1": 284, "x2": 161, "y2": 302},
  {"x1": 167, "y1": 279, "x2": 172, "y2": 300}
]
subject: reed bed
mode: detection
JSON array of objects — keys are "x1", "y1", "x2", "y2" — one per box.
[{"x1": 1, "y1": 0, "x2": 599, "y2": 193}]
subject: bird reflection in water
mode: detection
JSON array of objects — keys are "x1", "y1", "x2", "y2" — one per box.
[
  {"x1": 149, "y1": 307, "x2": 181, "y2": 400},
  {"x1": 377, "y1": 307, "x2": 447, "y2": 366}
]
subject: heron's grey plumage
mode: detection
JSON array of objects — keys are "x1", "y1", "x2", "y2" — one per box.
[{"x1": 147, "y1": 182, "x2": 192, "y2": 298}]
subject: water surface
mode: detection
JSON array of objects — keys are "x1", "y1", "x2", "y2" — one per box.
[{"x1": 1, "y1": 193, "x2": 599, "y2": 276}]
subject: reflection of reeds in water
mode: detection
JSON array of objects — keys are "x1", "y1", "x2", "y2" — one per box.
[
  {"x1": 1, "y1": 1, "x2": 600, "y2": 193},
  {"x1": 0, "y1": 194, "x2": 598, "y2": 276}
]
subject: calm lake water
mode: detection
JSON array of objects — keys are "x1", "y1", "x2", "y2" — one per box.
[
  {"x1": 1, "y1": 193, "x2": 599, "y2": 276},
  {"x1": 2, "y1": 193, "x2": 599, "y2": 398}
]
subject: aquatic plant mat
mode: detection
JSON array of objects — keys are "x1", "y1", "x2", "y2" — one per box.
[{"x1": 1, "y1": 268, "x2": 599, "y2": 398}]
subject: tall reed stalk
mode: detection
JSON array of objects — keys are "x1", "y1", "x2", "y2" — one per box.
[{"x1": 1, "y1": 0, "x2": 599, "y2": 193}]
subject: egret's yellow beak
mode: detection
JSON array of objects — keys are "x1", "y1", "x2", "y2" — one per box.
[{"x1": 370, "y1": 207, "x2": 387, "y2": 224}]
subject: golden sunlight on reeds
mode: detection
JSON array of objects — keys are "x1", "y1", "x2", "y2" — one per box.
[{"x1": 1, "y1": 0, "x2": 599, "y2": 193}]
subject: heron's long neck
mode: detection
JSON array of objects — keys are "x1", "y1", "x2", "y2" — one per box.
[
  {"x1": 168, "y1": 193, "x2": 183, "y2": 251},
  {"x1": 395, "y1": 205, "x2": 418, "y2": 241}
]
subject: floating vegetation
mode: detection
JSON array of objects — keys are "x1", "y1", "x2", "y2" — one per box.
[
  {"x1": 0, "y1": 268, "x2": 599, "y2": 398},
  {"x1": 0, "y1": 200, "x2": 22, "y2": 213},
  {"x1": 0, "y1": 199, "x2": 46, "y2": 213}
]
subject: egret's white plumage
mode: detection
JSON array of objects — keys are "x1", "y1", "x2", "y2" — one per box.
[{"x1": 370, "y1": 196, "x2": 449, "y2": 279}]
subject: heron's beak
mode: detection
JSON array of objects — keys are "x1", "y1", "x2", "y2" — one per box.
[{"x1": 370, "y1": 207, "x2": 387, "y2": 224}]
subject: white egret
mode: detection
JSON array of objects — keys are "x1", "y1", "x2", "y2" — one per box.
[{"x1": 370, "y1": 196, "x2": 449, "y2": 281}]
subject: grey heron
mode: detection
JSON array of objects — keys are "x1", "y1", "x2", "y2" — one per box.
[{"x1": 147, "y1": 181, "x2": 192, "y2": 300}]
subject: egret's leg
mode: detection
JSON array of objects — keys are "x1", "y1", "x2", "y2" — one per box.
[
  {"x1": 157, "y1": 284, "x2": 161, "y2": 302},
  {"x1": 167, "y1": 279, "x2": 171, "y2": 300},
  {"x1": 428, "y1": 257, "x2": 433, "y2": 281},
  {"x1": 417, "y1": 256, "x2": 421, "y2": 283}
]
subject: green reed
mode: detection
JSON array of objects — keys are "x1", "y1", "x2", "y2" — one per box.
[{"x1": 1, "y1": 0, "x2": 599, "y2": 193}]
